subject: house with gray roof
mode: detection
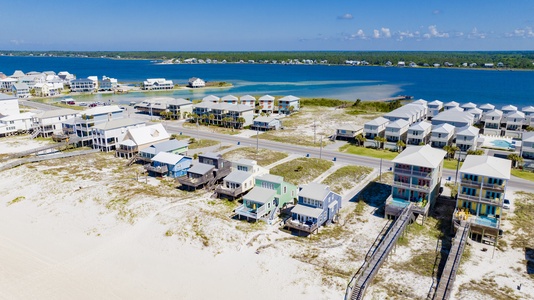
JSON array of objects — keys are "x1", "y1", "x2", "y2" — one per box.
[
  {"x1": 479, "y1": 103, "x2": 495, "y2": 115},
  {"x1": 467, "y1": 108, "x2": 483, "y2": 123},
  {"x1": 116, "y1": 123, "x2": 170, "y2": 159},
  {"x1": 431, "y1": 107, "x2": 474, "y2": 128},
  {"x1": 216, "y1": 159, "x2": 268, "y2": 199},
  {"x1": 430, "y1": 123, "x2": 455, "y2": 148},
  {"x1": 221, "y1": 95, "x2": 239, "y2": 105},
  {"x1": 386, "y1": 145, "x2": 446, "y2": 218},
  {"x1": 522, "y1": 106, "x2": 534, "y2": 126},
  {"x1": 505, "y1": 110, "x2": 525, "y2": 138},
  {"x1": 443, "y1": 101, "x2": 460, "y2": 111},
  {"x1": 252, "y1": 116, "x2": 281, "y2": 131},
  {"x1": 335, "y1": 124, "x2": 363, "y2": 140},
  {"x1": 407, "y1": 121, "x2": 432, "y2": 145},
  {"x1": 178, "y1": 153, "x2": 231, "y2": 190},
  {"x1": 139, "y1": 139, "x2": 189, "y2": 162},
  {"x1": 168, "y1": 98, "x2": 193, "y2": 119},
  {"x1": 278, "y1": 95, "x2": 300, "y2": 115},
  {"x1": 483, "y1": 109, "x2": 503, "y2": 136},
  {"x1": 521, "y1": 132, "x2": 534, "y2": 160},
  {"x1": 427, "y1": 100, "x2": 443, "y2": 119},
  {"x1": 239, "y1": 95, "x2": 256, "y2": 108},
  {"x1": 384, "y1": 119, "x2": 410, "y2": 150},
  {"x1": 32, "y1": 108, "x2": 79, "y2": 137},
  {"x1": 455, "y1": 125, "x2": 480, "y2": 152},
  {"x1": 285, "y1": 182, "x2": 342, "y2": 234},
  {"x1": 383, "y1": 103, "x2": 426, "y2": 124},
  {"x1": 258, "y1": 95, "x2": 275, "y2": 113},
  {"x1": 234, "y1": 174, "x2": 297, "y2": 224},
  {"x1": 501, "y1": 105, "x2": 518, "y2": 117},
  {"x1": 202, "y1": 95, "x2": 220, "y2": 103},
  {"x1": 91, "y1": 118, "x2": 145, "y2": 152},
  {"x1": 12, "y1": 83, "x2": 30, "y2": 98},
  {"x1": 145, "y1": 152, "x2": 192, "y2": 178},
  {"x1": 461, "y1": 102, "x2": 477, "y2": 110},
  {"x1": 363, "y1": 116, "x2": 389, "y2": 147}
]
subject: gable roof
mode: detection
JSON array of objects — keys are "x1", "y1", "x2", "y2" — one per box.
[
  {"x1": 455, "y1": 125, "x2": 479, "y2": 136},
  {"x1": 432, "y1": 123, "x2": 455, "y2": 134},
  {"x1": 461, "y1": 102, "x2": 477, "y2": 109},
  {"x1": 123, "y1": 123, "x2": 169, "y2": 146},
  {"x1": 428, "y1": 100, "x2": 443, "y2": 106},
  {"x1": 243, "y1": 186, "x2": 276, "y2": 204},
  {"x1": 467, "y1": 108, "x2": 483, "y2": 114},
  {"x1": 409, "y1": 121, "x2": 432, "y2": 131},
  {"x1": 141, "y1": 139, "x2": 189, "y2": 155},
  {"x1": 151, "y1": 152, "x2": 186, "y2": 165},
  {"x1": 479, "y1": 103, "x2": 495, "y2": 110},
  {"x1": 365, "y1": 116, "x2": 390, "y2": 126},
  {"x1": 12, "y1": 83, "x2": 29, "y2": 89},
  {"x1": 299, "y1": 182, "x2": 332, "y2": 201},
  {"x1": 224, "y1": 170, "x2": 252, "y2": 184},
  {"x1": 412, "y1": 99, "x2": 428, "y2": 106},
  {"x1": 393, "y1": 145, "x2": 446, "y2": 168},
  {"x1": 522, "y1": 106, "x2": 534, "y2": 113},
  {"x1": 460, "y1": 155, "x2": 511, "y2": 180},
  {"x1": 93, "y1": 118, "x2": 145, "y2": 130},
  {"x1": 502, "y1": 105, "x2": 517, "y2": 111},
  {"x1": 240, "y1": 95, "x2": 256, "y2": 101},
  {"x1": 188, "y1": 163, "x2": 214, "y2": 175},
  {"x1": 522, "y1": 132, "x2": 534, "y2": 143},
  {"x1": 485, "y1": 109, "x2": 503, "y2": 117},
  {"x1": 386, "y1": 119, "x2": 410, "y2": 129},
  {"x1": 221, "y1": 95, "x2": 238, "y2": 101},
  {"x1": 506, "y1": 111, "x2": 525, "y2": 118},
  {"x1": 202, "y1": 95, "x2": 220, "y2": 102},
  {"x1": 444, "y1": 101, "x2": 459, "y2": 107},
  {"x1": 259, "y1": 95, "x2": 275, "y2": 101}
]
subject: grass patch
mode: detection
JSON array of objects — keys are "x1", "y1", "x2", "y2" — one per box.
[
  {"x1": 170, "y1": 134, "x2": 191, "y2": 140},
  {"x1": 511, "y1": 169, "x2": 534, "y2": 182},
  {"x1": 188, "y1": 139, "x2": 220, "y2": 150},
  {"x1": 255, "y1": 131, "x2": 328, "y2": 147},
  {"x1": 300, "y1": 98, "x2": 349, "y2": 107},
  {"x1": 457, "y1": 276, "x2": 520, "y2": 300},
  {"x1": 183, "y1": 122, "x2": 241, "y2": 135},
  {"x1": 269, "y1": 157, "x2": 333, "y2": 185},
  {"x1": 443, "y1": 159, "x2": 463, "y2": 170},
  {"x1": 509, "y1": 191, "x2": 534, "y2": 249},
  {"x1": 321, "y1": 165, "x2": 373, "y2": 194},
  {"x1": 392, "y1": 249, "x2": 437, "y2": 277},
  {"x1": 339, "y1": 144, "x2": 398, "y2": 160},
  {"x1": 222, "y1": 147, "x2": 288, "y2": 167},
  {"x1": 7, "y1": 196, "x2": 25, "y2": 206}
]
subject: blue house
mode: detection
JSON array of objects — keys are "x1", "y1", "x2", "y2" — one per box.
[
  {"x1": 285, "y1": 182, "x2": 342, "y2": 234},
  {"x1": 145, "y1": 152, "x2": 192, "y2": 178},
  {"x1": 139, "y1": 139, "x2": 189, "y2": 162}
]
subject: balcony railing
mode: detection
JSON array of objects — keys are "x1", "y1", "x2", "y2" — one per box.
[
  {"x1": 458, "y1": 193, "x2": 503, "y2": 205},
  {"x1": 284, "y1": 219, "x2": 319, "y2": 233},
  {"x1": 394, "y1": 168, "x2": 432, "y2": 178},
  {"x1": 145, "y1": 164, "x2": 168, "y2": 174},
  {"x1": 216, "y1": 185, "x2": 245, "y2": 197},
  {"x1": 234, "y1": 203, "x2": 267, "y2": 220}
]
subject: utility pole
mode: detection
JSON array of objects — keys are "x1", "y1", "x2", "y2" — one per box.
[
  {"x1": 313, "y1": 120, "x2": 316, "y2": 144},
  {"x1": 454, "y1": 152, "x2": 462, "y2": 185},
  {"x1": 379, "y1": 158, "x2": 383, "y2": 182},
  {"x1": 320, "y1": 135, "x2": 323, "y2": 159},
  {"x1": 256, "y1": 125, "x2": 259, "y2": 158}
]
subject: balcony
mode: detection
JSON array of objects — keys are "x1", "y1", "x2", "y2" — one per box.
[
  {"x1": 216, "y1": 185, "x2": 245, "y2": 198},
  {"x1": 284, "y1": 219, "x2": 319, "y2": 233},
  {"x1": 394, "y1": 168, "x2": 433, "y2": 178},
  {"x1": 234, "y1": 203, "x2": 267, "y2": 220},
  {"x1": 392, "y1": 181, "x2": 431, "y2": 192},
  {"x1": 483, "y1": 182, "x2": 505, "y2": 191},
  {"x1": 461, "y1": 179, "x2": 481, "y2": 187},
  {"x1": 457, "y1": 193, "x2": 503, "y2": 206},
  {"x1": 453, "y1": 209, "x2": 499, "y2": 229}
]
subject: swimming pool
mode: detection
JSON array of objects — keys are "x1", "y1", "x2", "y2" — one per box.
[
  {"x1": 390, "y1": 198, "x2": 410, "y2": 208},
  {"x1": 490, "y1": 139, "x2": 513, "y2": 149}
]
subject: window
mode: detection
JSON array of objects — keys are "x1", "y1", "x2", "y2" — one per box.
[{"x1": 283, "y1": 186, "x2": 287, "y2": 194}]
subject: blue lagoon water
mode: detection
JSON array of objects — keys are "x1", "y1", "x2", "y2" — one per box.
[{"x1": 1, "y1": 56, "x2": 533, "y2": 106}]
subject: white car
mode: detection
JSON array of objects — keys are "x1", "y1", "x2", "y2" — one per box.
[{"x1": 503, "y1": 199, "x2": 511, "y2": 209}]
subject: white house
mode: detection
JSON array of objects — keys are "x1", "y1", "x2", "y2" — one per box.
[
  {"x1": 188, "y1": 77, "x2": 205, "y2": 88},
  {"x1": 460, "y1": 102, "x2": 477, "y2": 110},
  {"x1": 32, "y1": 108, "x2": 79, "y2": 137},
  {"x1": 240, "y1": 95, "x2": 256, "y2": 108},
  {"x1": 142, "y1": 78, "x2": 173, "y2": 90},
  {"x1": 258, "y1": 95, "x2": 275, "y2": 113},
  {"x1": 0, "y1": 112, "x2": 34, "y2": 137},
  {"x1": 430, "y1": 123, "x2": 455, "y2": 148},
  {"x1": 335, "y1": 124, "x2": 363, "y2": 140},
  {"x1": 522, "y1": 106, "x2": 534, "y2": 126},
  {"x1": 364, "y1": 116, "x2": 389, "y2": 142},
  {"x1": 521, "y1": 132, "x2": 534, "y2": 160},
  {"x1": 70, "y1": 78, "x2": 96, "y2": 93},
  {"x1": 479, "y1": 103, "x2": 495, "y2": 116},
  {"x1": 467, "y1": 108, "x2": 483, "y2": 123},
  {"x1": 0, "y1": 78, "x2": 18, "y2": 91},
  {"x1": 431, "y1": 107, "x2": 475, "y2": 128},
  {"x1": 455, "y1": 125, "x2": 480, "y2": 152},
  {"x1": 116, "y1": 123, "x2": 170, "y2": 159},
  {"x1": 91, "y1": 118, "x2": 146, "y2": 152},
  {"x1": 383, "y1": 103, "x2": 427, "y2": 124},
  {"x1": 427, "y1": 100, "x2": 444, "y2": 119},
  {"x1": 216, "y1": 159, "x2": 268, "y2": 199},
  {"x1": 12, "y1": 83, "x2": 30, "y2": 98},
  {"x1": 407, "y1": 121, "x2": 432, "y2": 145},
  {"x1": 0, "y1": 93, "x2": 20, "y2": 116},
  {"x1": 384, "y1": 119, "x2": 410, "y2": 149},
  {"x1": 505, "y1": 111, "x2": 525, "y2": 138},
  {"x1": 278, "y1": 95, "x2": 300, "y2": 115},
  {"x1": 483, "y1": 109, "x2": 503, "y2": 136}
]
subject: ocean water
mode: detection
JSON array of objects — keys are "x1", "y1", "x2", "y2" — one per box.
[{"x1": 1, "y1": 56, "x2": 533, "y2": 107}]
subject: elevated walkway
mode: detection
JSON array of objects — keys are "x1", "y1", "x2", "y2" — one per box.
[
  {"x1": 345, "y1": 203, "x2": 415, "y2": 300},
  {"x1": 432, "y1": 221, "x2": 470, "y2": 300},
  {"x1": 0, "y1": 149, "x2": 100, "y2": 172},
  {"x1": 1, "y1": 135, "x2": 81, "y2": 162}
]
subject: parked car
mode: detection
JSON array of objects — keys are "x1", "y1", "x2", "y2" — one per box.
[
  {"x1": 79, "y1": 102, "x2": 88, "y2": 106},
  {"x1": 503, "y1": 199, "x2": 511, "y2": 209}
]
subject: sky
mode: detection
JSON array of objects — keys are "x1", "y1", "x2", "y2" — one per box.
[{"x1": 1, "y1": 0, "x2": 533, "y2": 51}]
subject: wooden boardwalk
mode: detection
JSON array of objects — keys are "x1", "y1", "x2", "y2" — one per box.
[
  {"x1": 432, "y1": 221, "x2": 470, "y2": 300},
  {"x1": 0, "y1": 149, "x2": 100, "y2": 172},
  {"x1": 345, "y1": 203, "x2": 415, "y2": 300}
]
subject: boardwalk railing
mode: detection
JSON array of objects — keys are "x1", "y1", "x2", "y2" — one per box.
[
  {"x1": 432, "y1": 221, "x2": 471, "y2": 300},
  {"x1": 345, "y1": 203, "x2": 415, "y2": 300}
]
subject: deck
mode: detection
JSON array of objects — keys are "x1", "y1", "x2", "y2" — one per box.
[
  {"x1": 432, "y1": 221, "x2": 470, "y2": 300},
  {"x1": 215, "y1": 186, "x2": 245, "y2": 198},
  {"x1": 284, "y1": 219, "x2": 319, "y2": 234},
  {"x1": 346, "y1": 203, "x2": 415, "y2": 300}
]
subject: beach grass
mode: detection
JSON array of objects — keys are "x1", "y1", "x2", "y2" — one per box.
[
  {"x1": 443, "y1": 159, "x2": 463, "y2": 170},
  {"x1": 339, "y1": 144, "x2": 398, "y2": 160},
  {"x1": 269, "y1": 157, "x2": 333, "y2": 186},
  {"x1": 222, "y1": 147, "x2": 288, "y2": 167},
  {"x1": 511, "y1": 169, "x2": 534, "y2": 182},
  {"x1": 321, "y1": 165, "x2": 373, "y2": 194},
  {"x1": 188, "y1": 139, "x2": 220, "y2": 150}
]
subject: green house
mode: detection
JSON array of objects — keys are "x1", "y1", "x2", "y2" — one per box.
[{"x1": 234, "y1": 174, "x2": 297, "y2": 224}]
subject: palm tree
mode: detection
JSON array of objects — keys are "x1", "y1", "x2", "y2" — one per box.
[
  {"x1": 236, "y1": 117, "x2": 246, "y2": 129},
  {"x1": 396, "y1": 140, "x2": 406, "y2": 152},
  {"x1": 443, "y1": 145, "x2": 459, "y2": 159},
  {"x1": 355, "y1": 133, "x2": 366, "y2": 147},
  {"x1": 507, "y1": 153, "x2": 523, "y2": 168},
  {"x1": 373, "y1": 136, "x2": 386, "y2": 149},
  {"x1": 207, "y1": 114, "x2": 215, "y2": 126}
]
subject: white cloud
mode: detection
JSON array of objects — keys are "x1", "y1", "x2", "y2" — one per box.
[
  {"x1": 468, "y1": 27, "x2": 486, "y2": 39},
  {"x1": 10, "y1": 39, "x2": 25, "y2": 45},
  {"x1": 337, "y1": 13, "x2": 353, "y2": 20},
  {"x1": 433, "y1": 9, "x2": 442, "y2": 15},
  {"x1": 505, "y1": 27, "x2": 534, "y2": 38},
  {"x1": 427, "y1": 25, "x2": 449, "y2": 38},
  {"x1": 344, "y1": 29, "x2": 368, "y2": 40},
  {"x1": 373, "y1": 29, "x2": 380, "y2": 39},
  {"x1": 381, "y1": 28, "x2": 391, "y2": 38}
]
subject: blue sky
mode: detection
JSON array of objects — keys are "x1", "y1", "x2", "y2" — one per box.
[{"x1": 1, "y1": 0, "x2": 533, "y2": 51}]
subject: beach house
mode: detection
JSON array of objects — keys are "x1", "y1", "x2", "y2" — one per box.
[
  {"x1": 134, "y1": 97, "x2": 174, "y2": 116},
  {"x1": 226, "y1": 104, "x2": 254, "y2": 128},
  {"x1": 504, "y1": 111, "x2": 525, "y2": 138},
  {"x1": 116, "y1": 123, "x2": 170, "y2": 159},
  {"x1": 460, "y1": 102, "x2": 477, "y2": 111},
  {"x1": 521, "y1": 132, "x2": 534, "y2": 160},
  {"x1": 455, "y1": 125, "x2": 480, "y2": 152},
  {"x1": 431, "y1": 107, "x2": 475, "y2": 128},
  {"x1": 234, "y1": 174, "x2": 297, "y2": 224},
  {"x1": 202, "y1": 95, "x2": 220, "y2": 103},
  {"x1": 12, "y1": 83, "x2": 30, "y2": 98},
  {"x1": 142, "y1": 78, "x2": 173, "y2": 90},
  {"x1": 521, "y1": 106, "x2": 534, "y2": 126},
  {"x1": 91, "y1": 118, "x2": 146, "y2": 152},
  {"x1": 0, "y1": 93, "x2": 20, "y2": 117},
  {"x1": 71, "y1": 105, "x2": 124, "y2": 144},
  {"x1": 430, "y1": 123, "x2": 455, "y2": 148},
  {"x1": 32, "y1": 108, "x2": 79, "y2": 137},
  {"x1": 168, "y1": 98, "x2": 193, "y2": 119},
  {"x1": 384, "y1": 119, "x2": 410, "y2": 149},
  {"x1": 383, "y1": 103, "x2": 427, "y2": 124},
  {"x1": 427, "y1": 100, "x2": 443, "y2": 119},
  {"x1": 285, "y1": 182, "x2": 342, "y2": 234},
  {"x1": 335, "y1": 124, "x2": 363, "y2": 141},
  {"x1": 99, "y1": 76, "x2": 117, "y2": 91},
  {"x1": 0, "y1": 78, "x2": 18, "y2": 91},
  {"x1": 479, "y1": 103, "x2": 496, "y2": 116},
  {"x1": 363, "y1": 116, "x2": 389, "y2": 146},
  {"x1": 145, "y1": 152, "x2": 192, "y2": 178},
  {"x1": 0, "y1": 112, "x2": 34, "y2": 137},
  {"x1": 467, "y1": 108, "x2": 483, "y2": 123},
  {"x1": 216, "y1": 159, "x2": 268, "y2": 199},
  {"x1": 385, "y1": 145, "x2": 446, "y2": 219},
  {"x1": 239, "y1": 95, "x2": 256, "y2": 108},
  {"x1": 483, "y1": 110, "x2": 503, "y2": 136},
  {"x1": 453, "y1": 155, "x2": 511, "y2": 244},
  {"x1": 251, "y1": 116, "x2": 282, "y2": 131},
  {"x1": 443, "y1": 101, "x2": 460, "y2": 111},
  {"x1": 221, "y1": 95, "x2": 239, "y2": 105},
  {"x1": 70, "y1": 78, "x2": 96, "y2": 93},
  {"x1": 188, "y1": 77, "x2": 205, "y2": 88},
  {"x1": 407, "y1": 121, "x2": 432, "y2": 145},
  {"x1": 138, "y1": 139, "x2": 189, "y2": 163},
  {"x1": 501, "y1": 105, "x2": 518, "y2": 118},
  {"x1": 178, "y1": 153, "x2": 231, "y2": 191},
  {"x1": 278, "y1": 95, "x2": 300, "y2": 115},
  {"x1": 258, "y1": 95, "x2": 275, "y2": 113}
]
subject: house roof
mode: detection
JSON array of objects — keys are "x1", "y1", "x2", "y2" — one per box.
[
  {"x1": 224, "y1": 170, "x2": 252, "y2": 184},
  {"x1": 141, "y1": 139, "x2": 189, "y2": 155},
  {"x1": 432, "y1": 109, "x2": 474, "y2": 124},
  {"x1": 479, "y1": 103, "x2": 495, "y2": 110},
  {"x1": 35, "y1": 108, "x2": 79, "y2": 119},
  {"x1": 502, "y1": 105, "x2": 518, "y2": 111},
  {"x1": 0, "y1": 93, "x2": 17, "y2": 101},
  {"x1": 461, "y1": 155, "x2": 511, "y2": 180},
  {"x1": 507, "y1": 111, "x2": 525, "y2": 118},
  {"x1": 12, "y1": 83, "x2": 29, "y2": 89},
  {"x1": 221, "y1": 95, "x2": 238, "y2": 101},
  {"x1": 169, "y1": 98, "x2": 192, "y2": 106},
  {"x1": 93, "y1": 118, "x2": 145, "y2": 130},
  {"x1": 386, "y1": 119, "x2": 410, "y2": 129},
  {"x1": 124, "y1": 123, "x2": 169, "y2": 146},
  {"x1": 227, "y1": 104, "x2": 254, "y2": 112},
  {"x1": 337, "y1": 124, "x2": 363, "y2": 132},
  {"x1": 259, "y1": 95, "x2": 275, "y2": 101},
  {"x1": 444, "y1": 101, "x2": 459, "y2": 107},
  {"x1": 384, "y1": 104, "x2": 425, "y2": 119},
  {"x1": 432, "y1": 123, "x2": 455, "y2": 134},
  {"x1": 467, "y1": 108, "x2": 483, "y2": 115},
  {"x1": 256, "y1": 174, "x2": 283, "y2": 184},
  {"x1": 0, "y1": 112, "x2": 34, "y2": 121},
  {"x1": 200, "y1": 152, "x2": 221, "y2": 160},
  {"x1": 234, "y1": 158, "x2": 257, "y2": 166},
  {"x1": 279, "y1": 95, "x2": 300, "y2": 102},
  {"x1": 291, "y1": 204, "x2": 323, "y2": 218},
  {"x1": 455, "y1": 125, "x2": 479, "y2": 136},
  {"x1": 299, "y1": 182, "x2": 331, "y2": 201},
  {"x1": 240, "y1": 95, "x2": 256, "y2": 101},
  {"x1": 243, "y1": 187, "x2": 276, "y2": 204},
  {"x1": 254, "y1": 116, "x2": 278, "y2": 123},
  {"x1": 188, "y1": 163, "x2": 214, "y2": 175},
  {"x1": 365, "y1": 116, "x2": 390, "y2": 126},
  {"x1": 523, "y1": 132, "x2": 534, "y2": 142},
  {"x1": 461, "y1": 102, "x2": 477, "y2": 109},
  {"x1": 151, "y1": 152, "x2": 186, "y2": 165},
  {"x1": 485, "y1": 109, "x2": 503, "y2": 117},
  {"x1": 202, "y1": 95, "x2": 220, "y2": 102},
  {"x1": 83, "y1": 105, "x2": 122, "y2": 116},
  {"x1": 412, "y1": 99, "x2": 427, "y2": 106},
  {"x1": 428, "y1": 100, "x2": 443, "y2": 106},
  {"x1": 409, "y1": 121, "x2": 432, "y2": 131},
  {"x1": 393, "y1": 145, "x2": 446, "y2": 168},
  {"x1": 522, "y1": 106, "x2": 534, "y2": 113}
]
